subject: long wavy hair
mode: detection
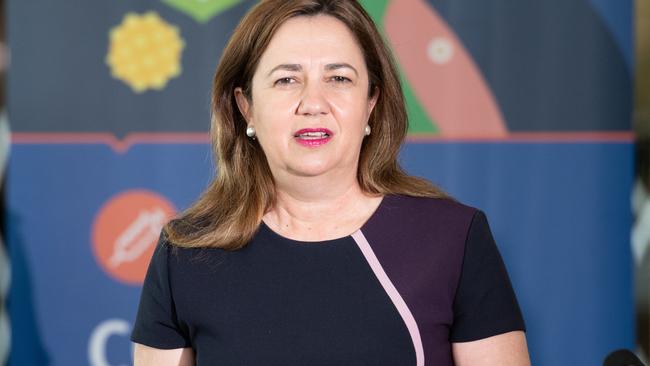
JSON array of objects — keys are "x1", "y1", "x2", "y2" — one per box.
[{"x1": 165, "y1": 0, "x2": 450, "y2": 250}]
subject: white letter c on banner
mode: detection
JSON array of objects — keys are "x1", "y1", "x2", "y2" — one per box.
[{"x1": 88, "y1": 318, "x2": 131, "y2": 366}]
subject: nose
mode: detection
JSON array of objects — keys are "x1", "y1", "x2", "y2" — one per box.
[{"x1": 296, "y1": 82, "x2": 329, "y2": 116}]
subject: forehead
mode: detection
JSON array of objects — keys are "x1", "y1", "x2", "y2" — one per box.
[{"x1": 256, "y1": 15, "x2": 366, "y2": 73}]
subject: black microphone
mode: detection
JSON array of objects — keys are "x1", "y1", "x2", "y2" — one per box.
[{"x1": 603, "y1": 349, "x2": 646, "y2": 366}]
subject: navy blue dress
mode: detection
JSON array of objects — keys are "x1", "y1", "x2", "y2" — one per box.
[{"x1": 131, "y1": 194, "x2": 525, "y2": 365}]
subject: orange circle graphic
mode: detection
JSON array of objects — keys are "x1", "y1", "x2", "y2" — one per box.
[{"x1": 92, "y1": 190, "x2": 176, "y2": 285}]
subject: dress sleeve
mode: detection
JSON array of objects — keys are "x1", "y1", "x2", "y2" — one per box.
[
  {"x1": 449, "y1": 209, "x2": 526, "y2": 342},
  {"x1": 130, "y1": 231, "x2": 191, "y2": 349}
]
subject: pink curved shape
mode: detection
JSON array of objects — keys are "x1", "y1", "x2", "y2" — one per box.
[
  {"x1": 385, "y1": 0, "x2": 508, "y2": 137},
  {"x1": 351, "y1": 230, "x2": 425, "y2": 366}
]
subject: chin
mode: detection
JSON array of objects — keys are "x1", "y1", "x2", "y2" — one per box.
[{"x1": 287, "y1": 161, "x2": 334, "y2": 177}]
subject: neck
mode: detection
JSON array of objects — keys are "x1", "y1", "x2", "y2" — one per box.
[{"x1": 263, "y1": 168, "x2": 382, "y2": 241}]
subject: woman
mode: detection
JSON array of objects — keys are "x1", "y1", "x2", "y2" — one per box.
[{"x1": 131, "y1": 0, "x2": 531, "y2": 365}]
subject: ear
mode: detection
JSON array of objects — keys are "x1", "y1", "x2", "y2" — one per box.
[
  {"x1": 367, "y1": 86, "x2": 379, "y2": 116},
  {"x1": 234, "y1": 87, "x2": 252, "y2": 123}
]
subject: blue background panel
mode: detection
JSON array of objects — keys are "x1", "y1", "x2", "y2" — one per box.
[{"x1": 7, "y1": 141, "x2": 633, "y2": 365}]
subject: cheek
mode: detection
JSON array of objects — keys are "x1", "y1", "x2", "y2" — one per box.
[
  {"x1": 253, "y1": 91, "x2": 296, "y2": 121},
  {"x1": 330, "y1": 94, "x2": 372, "y2": 128},
  {"x1": 253, "y1": 105, "x2": 292, "y2": 156}
]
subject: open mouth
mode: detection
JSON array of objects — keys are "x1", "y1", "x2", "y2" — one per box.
[
  {"x1": 293, "y1": 128, "x2": 333, "y2": 146},
  {"x1": 295, "y1": 131, "x2": 330, "y2": 139}
]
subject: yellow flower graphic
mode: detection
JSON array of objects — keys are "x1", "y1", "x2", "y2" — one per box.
[{"x1": 106, "y1": 12, "x2": 185, "y2": 93}]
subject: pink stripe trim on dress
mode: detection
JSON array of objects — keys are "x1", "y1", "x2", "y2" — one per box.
[{"x1": 351, "y1": 230, "x2": 425, "y2": 366}]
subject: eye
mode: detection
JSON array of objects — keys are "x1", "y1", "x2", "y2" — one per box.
[
  {"x1": 330, "y1": 76, "x2": 352, "y2": 83},
  {"x1": 274, "y1": 77, "x2": 296, "y2": 86}
]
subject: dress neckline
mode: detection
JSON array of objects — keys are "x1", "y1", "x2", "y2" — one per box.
[{"x1": 258, "y1": 194, "x2": 390, "y2": 246}]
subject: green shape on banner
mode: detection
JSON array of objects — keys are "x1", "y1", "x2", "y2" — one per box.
[
  {"x1": 358, "y1": 0, "x2": 391, "y2": 26},
  {"x1": 359, "y1": 0, "x2": 438, "y2": 134},
  {"x1": 400, "y1": 72, "x2": 438, "y2": 134},
  {"x1": 163, "y1": 0, "x2": 243, "y2": 23}
]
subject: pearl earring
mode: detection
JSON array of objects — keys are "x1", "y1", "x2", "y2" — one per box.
[
  {"x1": 364, "y1": 125, "x2": 371, "y2": 136},
  {"x1": 246, "y1": 125, "x2": 256, "y2": 138}
]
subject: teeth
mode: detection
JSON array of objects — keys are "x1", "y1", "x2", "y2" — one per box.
[{"x1": 297, "y1": 132, "x2": 329, "y2": 139}]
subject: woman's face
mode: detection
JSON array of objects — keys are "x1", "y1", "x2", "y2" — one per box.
[{"x1": 235, "y1": 15, "x2": 378, "y2": 182}]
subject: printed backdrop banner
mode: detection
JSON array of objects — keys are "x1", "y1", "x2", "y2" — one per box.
[{"x1": 7, "y1": 1, "x2": 634, "y2": 365}]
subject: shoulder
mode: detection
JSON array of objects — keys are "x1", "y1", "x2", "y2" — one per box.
[
  {"x1": 362, "y1": 194, "x2": 485, "y2": 275},
  {"x1": 363, "y1": 194, "x2": 482, "y2": 262},
  {"x1": 152, "y1": 224, "x2": 229, "y2": 273},
  {"x1": 378, "y1": 194, "x2": 479, "y2": 231}
]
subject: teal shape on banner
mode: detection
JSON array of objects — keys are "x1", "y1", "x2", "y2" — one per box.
[{"x1": 163, "y1": 0, "x2": 243, "y2": 23}]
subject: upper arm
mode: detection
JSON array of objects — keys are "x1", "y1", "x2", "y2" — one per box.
[
  {"x1": 450, "y1": 210, "x2": 526, "y2": 341},
  {"x1": 450, "y1": 210, "x2": 530, "y2": 364},
  {"x1": 452, "y1": 330, "x2": 531, "y2": 366},
  {"x1": 131, "y1": 232, "x2": 192, "y2": 349},
  {"x1": 133, "y1": 343, "x2": 195, "y2": 366}
]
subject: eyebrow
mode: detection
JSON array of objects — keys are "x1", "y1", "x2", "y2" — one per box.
[
  {"x1": 266, "y1": 63, "x2": 359, "y2": 77},
  {"x1": 325, "y1": 63, "x2": 359, "y2": 76}
]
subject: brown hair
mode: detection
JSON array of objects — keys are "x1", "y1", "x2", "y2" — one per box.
[{"x1": 165, "y1": 0, "x2": 450, "y2": 250}]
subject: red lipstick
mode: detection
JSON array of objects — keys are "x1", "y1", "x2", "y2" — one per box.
[{"x1": 293, "y1": 128, "x2": 333, "y2": 147}]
